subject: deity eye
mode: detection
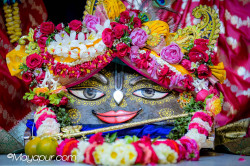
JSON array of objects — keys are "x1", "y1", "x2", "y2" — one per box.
[
  {"x1": 69, "y1": 88, "x2": 105, "y2": 100},
  {"x1": 133, "y1": 88, "x2": 169, "y2": 100}
]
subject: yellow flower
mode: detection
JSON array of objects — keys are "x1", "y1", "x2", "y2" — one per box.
[
  {"x1": 34, "y1": 87, "x2": 49, "y2": 95},
  {"x1": 206, "y1": 96, "x2": 222, "y2": 116}
]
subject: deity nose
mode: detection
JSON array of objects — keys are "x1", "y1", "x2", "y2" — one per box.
[{"x1": 113, "y1": 62, "x2": 124, "y2": 105}]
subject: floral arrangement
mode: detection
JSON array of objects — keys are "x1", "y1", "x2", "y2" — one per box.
[{"x1": 55, "y1": 111, "x2": 214, "y2": 165}]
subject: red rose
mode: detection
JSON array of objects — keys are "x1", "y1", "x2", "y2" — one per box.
[
  {"x1": 211, "y1": 52, "x2": 219, "y2": 65},
  {"x1": 40, "y1": 21, "x2": 55, "y2": 35},
  {"x1": 181, "y1": 59, "x2": 194, "y2": 73},
  {"x1": 89, "y1": 132, "x2": 104, "y2": 144},
  {"x1": 116, "y1": 43, "x2": 131, "y2": 57},
  {"x1": 133, "y1": 17, "x2": 142, "y2": 28},
  {"x1": 102, "y1": 28, "x2": 114, "y2": 48},
  {"x1": 30, "y1": 96, "x2": 50, "y2": 106},
  {"x1": 55, "y1": 23, "x2": 64, "y2": 31},
  {"x1": 196, "y1": 89, "x2": 209, "y2": 102},
  {"x1": 68, "y1": 20, "x2": 82, "y2": 32},
  {"x1": 37, "y1": 36, "x2": 47, "y2": 51},
  {"x1": 194, "y1": 39, "x2": 209, "y2": 52},
  {"x1": 197, "y1": 64, "x2": 212, "y2": 79},
  {"x1": 26, "y1": 53, "x2": 44, "y2": 69},
  {"x1": 57, "y1": 96, "x2": 69, "y2": 106},
  {"x1": 119, "y1": 11, "x2": 130, "y2": 24},
  {"x1": 36, "y1": 71, "x2": 45, "y2": 84},
  {"x1": 22, "y1": 72, "x2": 33, "y2": 84},
  {"x1": 189, "y1": 46, "x2": 209, "y2": 63},
  {"x1": 113, "y1": 24, "x2": 125, "y2": 39}
]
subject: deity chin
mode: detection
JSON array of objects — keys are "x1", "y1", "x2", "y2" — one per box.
[{"x1": 66, "y1": 62, "x2": 184, "y2": 125}]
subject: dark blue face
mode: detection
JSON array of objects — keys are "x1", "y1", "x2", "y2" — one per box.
[{"x1": 66, "y1": 62, "x2": 184, "y2": 125}]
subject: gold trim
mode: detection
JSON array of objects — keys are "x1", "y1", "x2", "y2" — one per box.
[
  {"x1": 48, "y1": 112, "x2": 195, "y2": 139},
  {"x1": 83, "y1": 0, "x2": 98, "y2": 19}
]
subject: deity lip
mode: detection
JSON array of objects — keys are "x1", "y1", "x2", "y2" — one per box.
[{"x1": 92, "y1": 108, "x2": 142, "y2": 124}]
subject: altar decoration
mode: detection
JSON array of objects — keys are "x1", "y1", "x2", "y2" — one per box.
[{"x1": 6, "y1": 0, "x2": 227, "y2": 164}]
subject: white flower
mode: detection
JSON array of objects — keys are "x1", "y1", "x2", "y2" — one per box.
[
  {"x1": 96, "y1": 19, "x2": 111, "y2": 38},
  {"x1": 190, "y1": 118, "x2": 211, "y2": 132},
  {"x1": 192, "y1": 78, "x2": 209, "y2": 93},
  {"x1": 94, "y1": 40, "x2": 106, "y2": 53},
  {"x1": 152, "y1": 143, "x2": 178, "y2": 164},
  {"x1": 191, "y1": 62, "x2": 199, "y2": 70},
  {"x1": 85, "y1": 31, "x2": 99, "y2": 45},
  {"x1": 37, "y1": 118, "x2": 60, "y2": 136},
  {"x1": 71, "y1": 141, "x2": 90, "y2": 163},
  {"x1": 185, "y1": 128, "x2": 207, "y2": 148}
]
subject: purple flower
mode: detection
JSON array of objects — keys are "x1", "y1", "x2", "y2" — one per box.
[
  {"x1": 129, "y1": 28, "x2": 148, "y2": 48},
  {"x1": 83, "y1": 14, "x2": 100, "y2": 31},
  {"x1": 129, "y1": 46, "x2": 139, "y2": 62},
  {"x1": 160, "y1": 43, "x2": 184, "y2": 64}
]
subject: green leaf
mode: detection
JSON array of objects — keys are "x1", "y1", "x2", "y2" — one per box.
[
  {"x1": 129, "y1": 15, "x2": 134, "y2": 23},
  {"x1": 109, "y1": 133, "x2": 117, "y2": 143},
  {"x1": 152, "y1": 136, "x2": 161, "y2": 143},
  {"x1": 132, "y1": 135, "x2": 139, "y2": 142},
  {"x1": 64, "y1": 26, "x2": 70, "y2": 34}
]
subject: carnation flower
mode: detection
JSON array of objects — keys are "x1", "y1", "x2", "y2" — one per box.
[
  {"x1": 205, "y1": 95, "x2": 222, "y2": 116},
  {"x1": 160, "y1": 43, "x2": 184, "y2": 64},
  {"x1": 36, "y1": 118, "x2": 60, "y2": 136},
  {"x1": 185, "y1": 129, "x2": 207, "y2": 149},
  {"x1": 134, "y1": 50, "x2": 152, "y2": 69},
  {"x1": 157, "y1": 65, "x2": 175, "y2": 87},
  {"x1": 89, "y1": 132, "x2": 104, "y2": 145}
]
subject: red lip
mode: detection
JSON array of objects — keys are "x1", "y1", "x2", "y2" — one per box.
[{"x1": 92, "y1": 108, "x2": 142, "y2": 123}]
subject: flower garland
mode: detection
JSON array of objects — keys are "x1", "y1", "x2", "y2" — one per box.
[
  {"x1": 56, "y1": 110, "x2": 215, "y2": 165},
  {"x1": 2, "y1": 0, "x2": 22, "y2": 43}
]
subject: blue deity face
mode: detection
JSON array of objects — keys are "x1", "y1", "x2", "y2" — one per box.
[{"x1": 66, "y1": 62, "x2": 184, "y2": 125}]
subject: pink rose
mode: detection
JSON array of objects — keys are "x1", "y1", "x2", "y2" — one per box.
[
  {"x1": 189, "y1": 46, "x2": 209, "y2": 63},
  {"x1": 102, "y1": 28, "x2": 114, "y2": 48},
  {"x1": 160, "y1": 43, "x2": 184, "y2": 64},
  {"x1": 37, "y1": 36, "x2": 47, "y2": 51},
  {"x1": 31, "y1": 96, "x2": 50, "y2": 106},
  {"x1": 40, "y1": 21, "x2": 55, "y2": 35},
  {"x1": 130, "y1": 28, "x2": 148, "y2": 48},
  {"x1": 181, "y1": 59, "x2": 194, "y2": 73},
  {"x1": 83, "y1": 14, "x2": 100, "y2": 31},
  {"x1": 113, "y1": 24, "x2": 125, "y2": 39},
  {"x1": 196, "y1": 89, "x2": 209, "y2": 102},
  {"x1": 68, "y1": 20, "x2": 82, "y2": 32},
  {"x1": 22, "y1": 72, "x2": 33, "y2": 84},
  {"x1": 26, "y1": 53, "x2": 44, "y2": 69},
  {"x1": 197, "y1": 64, "x2": 211, "y2": 79},
  {"x1": 116, "y1": 43, "x2": 131, "y2": 57},
  {"x1": 119, "y1": 11, "x2": 130, "y2": 24},
  {"x1": 55, "y1": 23, "x2": 64, "y2": 31},
  {"x1": 133, "y1": 17, "x2": 142, "y2": 28},
  {"x1": 57, "y1": 96, "x2": 69, "y2": 106}
]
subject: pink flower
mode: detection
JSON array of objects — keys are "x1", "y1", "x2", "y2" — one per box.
[
  {"x1": 211, "y1": 52, "x2": 219, "y2": 66},
  {"x1": 157, "y1": 65, "x2": 175, "y2": 87},
  {"x1": 130, "y1": 28, "x2": 148, "y2": 48},
  {"x1": 22, "y1": 72, "x2": 33, "y2": 84},
  {"x1": 119, "y1": 11, "x2": 130, "y2": 24},
  {"x1": 89, "y1": 132, "x2": 104, "y2": 145},
  {"x1": 179, "y1": 137, "x2": 199, "y2": 161},
  {"x1": 26, "y1": 53, "x2": 44, "y2": 69},
  {"x1": 205, "y1": 95, "x2": 222, "y2": 116},
  {"x1": 194, "y1": 39, "x2": 209, "y2": 52},
  {"x1": 68, "y1": 20, "x2": 82, "y2": 32},
  {"x1": 113, "y1": 23, "x2": 128, "y2": 39},
  {"x1": 133, "y1": 17, "x2": 142, "y2": 28},
  {"x1": 169, "y1": 74, "x2": 185, "y2": 89},
  {"x1": 36, "y1": 71, "x2": 45, "y2": 84},
  {"x1": 57, "y1": 96, "x2": 69, "y2": 106},
  {"x1": 116, "y1": 43, "x2": 131, "y2": 57},
  {"x1": 83, "y1": 14, "x2": 100, "y2": 31},
  {"x1": 181, "y1": 59, "x2": 194, "y2": 73},
  {"x1": 40, "y1": 21, "x2": 55, "y2": 35},
  {"x1": 30, "y1": 96, "x2": 50, "y2": 106},
  {"x1": 147, "y1": 57, "x2": 160, "y2": 79},
  {"x1": 56, "y1": 138, "x2": 74, "y2": 156},
  {"x1": 197, "y1": 64, "x2": 211, "y2": 79},
  {"x1": 196, "y1": 89, "x2": 209, "y2": 102},
  {"x1": 53, "y1": 63, "x2": 69, "y2": 77},
  {"x1": 160, "y1": 43, "x2": 184, "y2": 64},
  {"x1": 183, "y1": 75, "x2": 195, "y2": 91},
  {"x1": 35, "y1": 113, "x2": 57, "y2": 129},
  {"x1": 130, "y1": 46, "x2": 139, "y2": 62},
  {"x1": 135, "y1": 50, "x2": 152, "y2": 69},
  {"x1": 102, "y1": 28, "x2": 114, "y2": 48},
  {"x1": 55, "y1": 23, "x2": 64, "y2": 31},
  {"x1": 189, "y1": 47, "x2": 209, "y2": 63}
]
